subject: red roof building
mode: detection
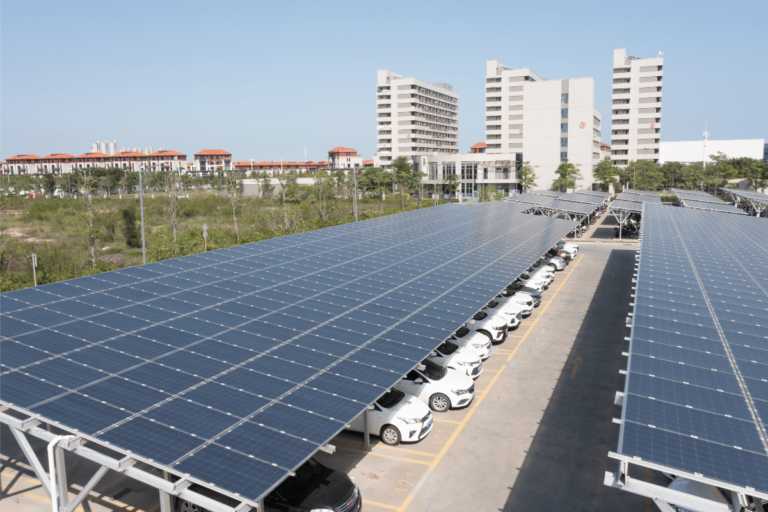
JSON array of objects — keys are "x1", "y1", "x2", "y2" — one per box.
[
  {"x1": 328, "y1": 147, "x2": 362, "y2": 170},
  {"x1": 2, "y1": 149, "x2": 188, "y2": 174},
  {"x1": 470, "y1": 142, "x2": 487, "y2": 154},
  {"x1": 233, "y1": 160, "x2": 330, "y2": 173},
  {"x1": 193, "y1": 149, "x2": 232, "y2": 175},
  {"x1": 362, "y1": 159, "x2": 374, "y2": 168}
]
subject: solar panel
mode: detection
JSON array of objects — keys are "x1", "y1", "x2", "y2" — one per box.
[
  {"x1": 672, "y1": 190, "x2": 729, "y2": 204},
  {"x1": 619, "y1": 202, "x2": 768, "y2": 493},
  {"x1": 1, "y1": 201, "x2": 577, "y2": 505},
  {"x1": 609, "y1": 199, "x2": 643, "y2": 213},
  {"x1": 678, "y1": 198, "x2": 747, "y2": 215},
  {"x1": 576, "y1": 189, "x2": 613, "y2": 197},
  {"x1": 616, "y1": 192, "x2": 661, "y2": 204}
]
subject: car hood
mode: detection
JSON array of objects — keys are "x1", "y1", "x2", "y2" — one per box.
[
  {"x1": 297, "y1": 469, "x2": 357, "y2": 510},
  {"x1": 447, "y1": 348, "x2": 480, "y2": 365},
  {"x1": 468, "y1": 315, "x2": 506, "y2": 329},
  {"x1": 389, "y1": 394, "x2": 430, "y2": 419},
  {"x1": 438, "y1": 367, "x2": 474, "y2": 389}
]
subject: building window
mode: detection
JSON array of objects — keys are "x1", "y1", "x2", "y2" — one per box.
[
  {"x1": 560, "y1": 152, "x2": 568, "y2": 161},
  {"x1": 442, "y1": 162, "x2": 455, "y2": 178},
  {"x1": 429, "y1": 163, "x2": 438, "y2": 180},
  {"x1": 560, "y1": 138, "x2": 568, "y2": 147},
  {"x1": 560, "y1": 123, "x2": 568, "y2": 132},
  {"x1": 460, "y1": 162, "x2": 477, "y2": 180},
  {"x1": 561, "y1": 108, "x2": 568, "y2": 118},
  {"x1": 561, "y1": 93, "x2": 569, "y2": 104}
]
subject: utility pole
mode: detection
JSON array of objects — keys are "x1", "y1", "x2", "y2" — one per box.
[
  {"x1": 138, "y1": 164, "x2": 150, "y2": 264},
  {"x1": 353, "y1": 167, "x2": 358, "y2": 221},
  {"x1": 702, "y1": 124, "x2": 709, "y2": 192},
  {"x1": 31, "y1": 253, "x2": 38, "y2": 287}
]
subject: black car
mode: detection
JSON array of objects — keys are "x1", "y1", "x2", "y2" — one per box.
[{"x1": 176, "y1": 458, "x2": 361, "y2": 512}]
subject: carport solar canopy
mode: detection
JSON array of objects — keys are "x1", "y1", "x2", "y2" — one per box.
[
  {"x1": 576, "y1": 189, "x2": 612, "y2": 197},
  {"x1": 506, "y1": 195, "x2": 598, "y2": 215},
  {"x1": 616, "y1": 192, "x2": 661, "y2": 204},
  {"x1": 672, "y1": 190, "x2": 726, "y2": 204},
  {"x1": 678, "y1": 197, "x2": 747, "y2": 215},
  {"x1": 623, "y1": 189, "x2": 659, "y2": 196},
  {"x1": 723, "y1": 189, "x2": 768, "y2": 206},
  {"x1": 620, "y1": 202, "x2": 768, "y2": 493},
  {"x1": 670, "y1": 188, "x2": 713, "y2": 197},
  {"x1": 0, "y1": 202, "x2": 576, "y2": 506},
  {"x1": 609, "y1": 199, "x2": 643, "y2": 213},
  {"x1": 527, "y1": 190, "x2": 605, "y2": 205}
]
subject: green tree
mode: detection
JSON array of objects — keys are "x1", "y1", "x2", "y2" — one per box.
[
  {"x1": 390, "y1": 156, "x2": 413, "y2": 209},
  {"x1": 41, "y1": 173, "x2": 56, "y2": 195},
  {"x1": 121, "y1": 207, "x2": 141, "y2": 248},
  {"x1": 222, "y1": 172, "x2": 246, "y2": 241},
  {"x1": 592, "y1": 159, "x2": 618, "y2": 192},
  {"x1": 258, "y1": 172, "x2": 275, "y2": 198},
  {"x1": 516, "y1": 161, "x2": 538, "y2": 193},
  {"x1": 361, "y1": 167, "x2": 392, "y2": 213},
  {"x1": 442, "y1": 173, "x2": 459, "y2": 197},
  {"x1": 626, "y1": 160, "x2": 664, "y2": 191},
  {"x1": 551, "y1": 158, "x2": 582, "y2": 192}
]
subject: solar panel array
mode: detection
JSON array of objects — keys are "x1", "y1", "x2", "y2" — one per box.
[
  {"x1": 576, "y1": 189, "x2": 613, "y2": 197},
  {"x1": 678, "y1": 197, "x2": 747, "y2": 215},
  {"x1": 724, "y1": 189, "x2": 768, "y2": 206},
  {"x1": 616, "y1": 192, "x2": 661, "y2": 204},
  {"x1": 527, "y1": 191, "x2": 605, "y2": 205},
  {"x1": 670, "y1": 188, "x2": 712, "y2": 197},
  {"x1": 621, "y1": 202, "x2": 768, "y2": 492},
  {"x1": 623, "y1": 189, "x2": 659, "y2": 197},
  {"x1": 529, "y1": 190, "x2": 566, "y2": 198},
  {"x1": 672, "y1": 190, "x2": 726, "y2": 204},
  {"x1": 508, "y1": 196, "x2": 597, "y2": 215},
  {"x1": 609, "y1": 199, "x2": 643, "y2": 213},
  {"x1": 0, "y1": 202, "x2": 576, "y2": 504}
]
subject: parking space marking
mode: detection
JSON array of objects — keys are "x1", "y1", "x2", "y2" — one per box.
[
  {"x1": 363, "y1": 499, "x2": 401, "y2": 510},
  {"x1": 432, "y1": 418, "x2": 461, "y2": 424},
  {"x1": 335, "y1": 445, "x2": 432, "y2": 465},
  {"x1": 395, "y1": 255, "x2": 584, "y2": 512}
]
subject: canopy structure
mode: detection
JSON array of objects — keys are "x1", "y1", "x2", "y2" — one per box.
[
  {"x1": 672, "y1": 189, "x2": 747, "y2": 215},
  {"x1": 528, "y1": 190, "x2": 606, "y2": 205},
  {"x1": 720, "y1": 188, "x2": 768, "y2": 217},
  {"x1": 1, "y1": 202, "x2": 577, "y2": 512},
  {"x1": 576, "y1": 189, "x2": 613, "y2": 197},
  {"x1": 506, "y1": 195, "x2": 600, "y2": 236},
  {"x1": 606, "y1": 202, "x2": 768, "y2": 511}
]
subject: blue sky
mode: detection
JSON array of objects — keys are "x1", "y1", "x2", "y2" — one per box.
[{"x1": 2, "y1": 0, "x2": 766, "y2": 163}]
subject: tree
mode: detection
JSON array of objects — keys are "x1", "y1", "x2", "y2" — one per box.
[
  {"x1": 442, "y1": 173, "x2": 459, "y2": 197},
  {"x1": 161, "y1": 172, "x2": 186, "y2": 248},
  {"x1": 274, "y1": 169, "x2": 298, "y2": 227},
  {"x1": 222, "y1": 171, "x2": 247, "y2": 241},
  {"x1": 516, "y1": 161, "x2": 538, "y2": 193},
  {"x1": 551, "y1": 158, "x2": 582, "y2": 192},
  {"x1": 41, "y1": 173, "x2": 56, "y2": 195},
  {"x1": 390, "y1": 156, "x2": 413, "y2": 209},
  {"x1": 592, "y1": 159, "x2": 618, "y2": 192},
  {"x1": 121, "y1": 207, "x2": 141, "y2": 248},
  {"x1": 361, "y1": 167, "x2": 392, "y2": 213},
  {"x1": 625, "y1": 160, "x2": 663, "y2": 190},
  {"x1": 258, "y1": 172, "x2": 275, "y2": 198},
  {"x1": 67, "y1": 173, "x2": 100, "y2": 268}
]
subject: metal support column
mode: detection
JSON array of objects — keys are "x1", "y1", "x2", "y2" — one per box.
[
  {"x1": 55, "y1": 445, "x2": 70, "y2": 511},
  {"x1": 363, "y1": 409, "x2": 371, "y2": 450},
  {"x1": 160, "y1": 471, "x2": 173, "y2": 512},
  {"x1": 10, "y1": 428, "x2": 52, "y2": 498}
]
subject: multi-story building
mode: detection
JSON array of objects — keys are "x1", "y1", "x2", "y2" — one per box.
[
  {"x1": 328, "y1": 147, "x2": 363, "y2": 169},
  {"x1": 192, "y1": 149, "x2": 232, "y2": 176},
  {"x1": 417, "y1": 150, "x2": 521, "y2": 197},
  {"x1": 610, "y1": 48, "x2": 664, "y2": 167},
  {"x1": 659, "y1": 139, "x2": 765, "y2": 164},
  {"x1": 484, "y1": 60, "x2": 601, "y2": 190},
  {"x1": 374, "y1": 70, "x2": 459, "y2": 170},
  {"x1": 2, "y1": 150, "x2": 187, "y2": 174},
  {"x1": 232, "y1": 160, "x2": 329, "y2": 173},
  {"x1": 600, "y1": 142, "x2": 611, "y2": 160},
  {"x1": 470, "y1": 143, "x2": 487, "y2": 154}
]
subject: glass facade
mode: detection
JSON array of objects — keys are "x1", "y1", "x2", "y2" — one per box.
[
  {"x1": 460, "y1": 162, "x2": 477, "y2": 180},
  {"x1": 561, "y1": 108, "x2": 569, "y2": 118}
]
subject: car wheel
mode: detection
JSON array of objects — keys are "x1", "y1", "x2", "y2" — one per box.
[
  {"x1": 178, "y1": 500, "x2": 209, "y2": 512},
  {"x1": 548, "y1": 263, "x2": 557, "y2": 270},
  {"x1": 380, "y1": 425, "x2": 402, "y2": 446},
  {"x1": 429, "y1": 393, "x2": 451, "y2": 413}
]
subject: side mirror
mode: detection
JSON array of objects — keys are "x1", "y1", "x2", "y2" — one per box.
[
  {"x1": 431, "y1": 351, "x2": 438, "y2": 357},
  {"x1": 414, "y1": 378, "x2": 424, "y2": 384}
]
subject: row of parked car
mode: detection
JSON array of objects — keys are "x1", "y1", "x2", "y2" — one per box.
[{"x1": 176, "y1": 241, "x2": 580, "y2": 512}]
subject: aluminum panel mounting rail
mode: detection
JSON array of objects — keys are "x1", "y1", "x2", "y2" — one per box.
[
  {"x1": 616, "y1": 202, "x2": 768, "y2": 494},
  {"x1": 0, "y1": 201, "x2": 577, "y2": 507},
  {"x1": 609, "y1": 200, "x2": 643, "y2": 213},
  {"x1": 616, "y1": 192, "x2": 661, "y2": 204},
  {"x1": 575, "y1": 189, "x2": 613, "y2": 197}
]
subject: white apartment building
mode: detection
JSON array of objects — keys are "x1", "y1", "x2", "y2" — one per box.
[
  {"x1": 418, "y1": 152, "x2": 521, "y2": 197},
  {"x1": 610, "y1": 48, "x2": 664, "y2": 167},
  {"x1": 374, "y1": 70, "x2": 459, "y2": 170},
  {"x1": 484, "y1": 60, "x2": 601, "y2": 190}
]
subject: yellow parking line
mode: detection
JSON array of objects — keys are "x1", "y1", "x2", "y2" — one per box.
[
  {"x1": 396, "y1": 255, "x2": 584, "y2": 512},
  {"x1": 335, "y1": 446, "x2": 432, "y2": 465},
  {"x1": 432, "y1": 418, "x2": 461, "y2": 424},
  {"x1": 363, "y1": 499, "x2": 401, "y2": 510}
]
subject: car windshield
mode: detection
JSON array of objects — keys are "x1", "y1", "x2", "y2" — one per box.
[
  {"x1": 377, "y1": 389, "x2": 405, "y2": 409},
  {"x1": 439, "y1": 341, "x2": 459, "y2": 355},
  {"x1": 455, "y1": 326, "x2": 470, "y2": 338},
  {"x1": 473, "y1": 311, "x2": 487, "y2": 320},
  {"x1": 275, "y1": 458, "x2": 323, "y2": 498},
  {"x1": 421, "y1": 359, "x2": 447, "y2": 380}
]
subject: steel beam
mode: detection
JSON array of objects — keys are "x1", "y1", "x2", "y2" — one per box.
[
  {"x1": 65, "y1": 465, "x2": 108, "y2": 512},
  {"x1": 55, "y1": 445, "x2": 70, "y2": 511},
  {"x1": 9, "y1": 427, "x2": 52, "y2": 498},
  {"x1": 604, "y1": 471, "x2": 729, "y2": 512}
]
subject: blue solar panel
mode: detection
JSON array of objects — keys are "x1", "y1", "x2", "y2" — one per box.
[
  {"x1": 619, "y1": 202, "x2": 768, "y2": 493},
  {"x1": 1, "y1": 202, "x2": 577, "y2": 504}
]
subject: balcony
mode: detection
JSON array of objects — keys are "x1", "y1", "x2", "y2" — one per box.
[
  {"x1": 377, "y1": 143, "x2": 392, "y2": 148},
  {"x1": 377, "y1": 125, "x2": 392, "y2": 130},
  {"x1": 379, "y1": 150, "x2": 392, "y2": 155}
]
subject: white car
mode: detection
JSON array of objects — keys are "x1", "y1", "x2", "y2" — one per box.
[
  {"x1": 499, "y1": 289, "x2": 540, "y2": 309},
  {"x1": 427, "y1": 340, "x2": 483, "y2": 379},
  {"x1": 557, "y1": 241, "x2": 579, "y2": 257},
  {"x1": 491, "y1": 295, "x2": 533, "y2": 317},
  {"x1": 529, "y1": 267, "x2": 555, "y2": 283},
  {"x1": 466, "y1": 311, "x2": 507, "y2": 344},
  {"x1": 347, "y1": 388, "x2": 433, "y2": 445},
  {"x1": 485, "y1": 299, "x2": 527, "y2": 325},
  {"x1": 451, "y1": 327, "x2": 492, "y2": 360},
  {"x1": 395, "y1": 360, "x2": 476, "y2": 412},
  {"x1": 541, "y1": 255, "x2": 566, "y2": 271},
  {"x1": 515, "y1": 276, "x2": 548, "y2": 292}
]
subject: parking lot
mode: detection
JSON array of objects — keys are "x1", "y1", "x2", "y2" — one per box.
[{"x1": 1, "y1": 241, "x2": 654, "y2": 512}]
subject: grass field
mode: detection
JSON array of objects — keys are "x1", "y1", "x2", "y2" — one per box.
[{"x1": 0, "y1": 192, "x2": 448, "y2": 293}]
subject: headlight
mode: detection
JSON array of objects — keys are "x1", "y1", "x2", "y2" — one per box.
[
  {"x1": 472, "y1": 343, "x2": 485, "y2": 349},
  {"x1": 397, "y1": 416, "x2": 421, "y2": 424},
  {"x1": 456, "y1": 361, "x2": 472, "y2": 367},
  {"x1": 310, "y1": 509, "x2": 335, "y2": 512},
  {"x1": 452, "y1": 388, "x2": 470, "y2": 395}
]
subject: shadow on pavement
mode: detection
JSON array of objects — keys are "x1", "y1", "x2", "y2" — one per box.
[{"x1": 500, "y1": 247, "x2": 654, "y2": 512}]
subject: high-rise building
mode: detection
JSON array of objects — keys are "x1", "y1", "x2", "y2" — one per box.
[
  {"x1": 100, "y1": 140, "x2": 107, "y2": 153},
  {"x1": 108, "y1": 140, "x2": 116, "y2": 155},
  {"x1": 374, "y1": 70, "x2": 459, "y2": 170},
  {"x1": 484, "y1": 60, "x2": 601, "y2": 189},
  {"x1": 92, "y1": 141, "x2": 99, "y2": 153},
  {"x1": 610, "y1": 48, "x2": 663, "y2": 167}
]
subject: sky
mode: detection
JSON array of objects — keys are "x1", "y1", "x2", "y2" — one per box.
[{"x1": 2, "y1": 0, "x2": 766, "y2": 163}]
